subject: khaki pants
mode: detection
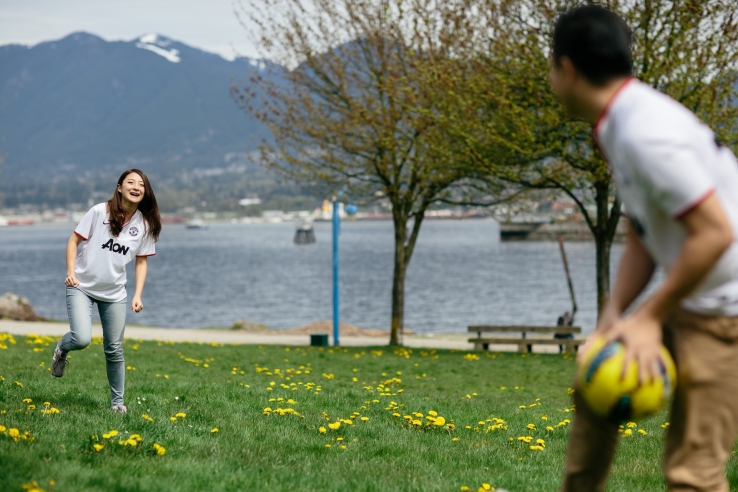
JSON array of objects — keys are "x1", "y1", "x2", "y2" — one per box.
[{"x1": 562, "y1": 309, "x2": 738, "y2": 492}]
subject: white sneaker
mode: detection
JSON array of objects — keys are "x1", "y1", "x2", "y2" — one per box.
[
  {"x1": 51, "y1": 341, "x2": 68, "y2": 378},
  {"x1": 111, "y1": 404, "x2": 127, "y2": 414}
]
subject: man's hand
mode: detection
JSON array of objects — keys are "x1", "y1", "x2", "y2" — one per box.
[
  {"x1": 577, "y1": 303, "x2": 621, "y2": 365},
  {"x1": 602, "y1": 311, "x2": 663, "y2": 383},
  {"x1": 132, "y1": 296, "x2": 144, "y2": 313}
]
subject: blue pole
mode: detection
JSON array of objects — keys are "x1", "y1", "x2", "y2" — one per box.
[{"x1": 332, "y1": 198, "x2": 340, "y2": 346}]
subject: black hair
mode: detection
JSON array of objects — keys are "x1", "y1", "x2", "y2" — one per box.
[{"x1": 552, "y1": 5, "x2": 632, "y2": 86}]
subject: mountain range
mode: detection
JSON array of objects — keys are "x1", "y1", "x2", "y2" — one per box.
[{"x1": 0, "y1": 32, "x2": 305, "y2": 210}]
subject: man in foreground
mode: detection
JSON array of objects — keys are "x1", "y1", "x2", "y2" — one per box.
[{"x1": 549, "y1": 5, "x2": 738, "y2": 491}]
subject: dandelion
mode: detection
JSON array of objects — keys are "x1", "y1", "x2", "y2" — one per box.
[
  {"x1": 319, "y1": 426, "x2": 327, "y2": 434},
  {"x1": 328, "y1": 422, "x2": 341, "y2": 431},
  {"x1": 93, "y1": 443, "x2": 104, "y2": 452},
  {"x1": 361, "y1": 417, "x2": 369, "y2": 422},
  {"x1": 623, "y1": 429, "x2": 633, "y2": 436},
  {"x1": 22, "y1": 398, "x2": 32, "y2": 404},
  {"x1": 108, "y1": 430, "x2": 119, "y2": 437},
  {"x1": 527, "y1": 424, "x2": 536, "y2": 431},
  {"x1": 9, "y1": 428, "x2": 20, "y2": 438},
  {"x1": 661, "y1": 422, "x2": 670, "y2": 429},
  {"x1": 626, "y1": 422, "x2": 637, "y2": 428},
  {"x1": 325, "y1": 444, "x2": 331, "y2": 448},
  {"x1": 638, "y1": 429, "x2": 647, "y2": 435},
  {"x1": 170, "y1": 417, "x2": 177, "y2": 422},
  {"x1": 452, "y1": 437, "x2": 459, "y2": 441},
  {"x1": 175, "y1": 412, "x2": 186, "y2": 418},
  {"x1": 211, "y1": 428, "x2": 219, "y2": 433},
  {"x1": 460, "y1": 487, "x2": 470, "y2": 491},
  {"x1": 434, "y1": 417, "x2": 446, "y2": 426}
]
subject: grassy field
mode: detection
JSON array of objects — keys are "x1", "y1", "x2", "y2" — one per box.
[{"x1": 1, "y1": 333, "x2": 736, "y2": 492}]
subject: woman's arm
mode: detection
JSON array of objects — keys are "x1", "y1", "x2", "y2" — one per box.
[
  {"x1": 65, "y1": 233, "x2": 83, "y2": 287},
  {"x1": 132, "y1": 257, "x2": 148, "y2": 312}
]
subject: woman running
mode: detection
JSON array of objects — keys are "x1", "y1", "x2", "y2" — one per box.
[{"x1": 51, "y1": 169, "x2": 161, "y2": 414}]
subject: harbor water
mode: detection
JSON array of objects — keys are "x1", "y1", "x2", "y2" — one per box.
[{"x1": 0, "y1": 219, "x2": 656, "y2": 334}]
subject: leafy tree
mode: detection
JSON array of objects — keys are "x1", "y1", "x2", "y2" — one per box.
[
  {"x1": 233, "y1": 0, "x2": 516, "y2": 345},
  {"x1": 452, "y1": 0, "x2": 738, "y2": 315}
]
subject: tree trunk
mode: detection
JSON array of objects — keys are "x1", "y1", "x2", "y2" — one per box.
[
  {"x1": 390, "y1": 215, "x2": 408, "y2": 346},
  {"x1": 592, "y1": 179, "x2": 622, "y2": 319}
]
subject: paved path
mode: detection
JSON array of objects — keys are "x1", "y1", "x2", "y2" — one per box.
[{"x1": 0, "y1": 320, "x2": 570, "y2": 353}]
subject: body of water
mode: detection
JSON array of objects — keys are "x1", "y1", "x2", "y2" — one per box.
[{"x1": 0, "y1": 219, "x2": 648, "y2": 334}]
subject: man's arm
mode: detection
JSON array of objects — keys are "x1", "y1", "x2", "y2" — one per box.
[{"x1": 604, "y1": 192, "x2": 733, "y2": 381}]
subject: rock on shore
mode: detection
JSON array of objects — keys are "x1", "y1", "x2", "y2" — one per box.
[{"x1": 0, "y1": 292, "x2": 43, "y2": 321}]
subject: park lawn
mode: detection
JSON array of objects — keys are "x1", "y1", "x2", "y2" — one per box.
[{"x1": 0, "y1": 333, "x2": 736, "y2": 492}]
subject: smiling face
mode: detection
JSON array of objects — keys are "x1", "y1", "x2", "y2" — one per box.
[{"x1": 117, "y1": 172, "x2": 145, "y2": 208}]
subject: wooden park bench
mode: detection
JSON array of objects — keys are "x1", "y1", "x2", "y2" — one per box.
[{"x1": 468, "y1": 325, "x2": 584, "y2": 353}]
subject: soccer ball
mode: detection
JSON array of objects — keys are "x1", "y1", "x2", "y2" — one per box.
[{"x1": 577, "y1": 336, "x2": 677, "y2": 422}]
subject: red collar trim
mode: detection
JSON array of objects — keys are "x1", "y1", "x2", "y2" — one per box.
[{"x1": 593, "y1": 77, "x2": 635, "y2": 137}]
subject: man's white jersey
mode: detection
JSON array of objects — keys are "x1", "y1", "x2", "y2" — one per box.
[{"x1": 595, "y1": 79, "x2": 738, "y2": 316}]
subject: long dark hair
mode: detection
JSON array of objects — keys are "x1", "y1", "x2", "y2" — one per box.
[{"x1": 106, "y1": 169, "x2": 161, "y2": 241}]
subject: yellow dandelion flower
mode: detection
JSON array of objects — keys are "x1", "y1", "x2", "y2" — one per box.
[
  {"x1": 638, "y1": 429, "x2": 647, "y2": 435},
  {"x1": 211, "y1": 428, "x2": 219, "y2": 433},
  {"x1": 623, "y1": 429, "x2": 633, "y2": 436},
  {"x1": 325, "y1": 444, "x2": 331, "y2": 448},
  {"x1": 328, "y1": 422, "x2": 341, "y2": 430},
  {"x1": 108, "y1": 430, "x2": 119, "y2": 437},
  {"x1": 157, "y1": 446, "x2": 166, "y2": 455},
  {"x1": 22, "y1": 398, "x2": 32, "y2": 404},
  {"x1": 434, "y1": 417, "x2": 446, "y2": 426},
  {"x1": 176, "y1": 412, "x2": 186, "y2": 418},
  {"x1": 93, "y1": 443, "x2": 105, "y2": 452},
  {"x1": 661, "y1": 422, "x2": 670, "y2": 429},
  {"x1": 546, "y1": 426, "x2": 554, "y2": 431},
  {"x1": 170, "y1": 417, "x2": 177, "y2": 422},
  {"x1": 428, "y1": 410, "x2": 438, "y2": 417},
  {"x1": 626, "y1": 422, "x2": 637, "y2": 428},
  {"x1": 361, "y1": 417, "x2": 369, "y2": 422},
  {"x1": 460, "y1": 487, "x2": 470, "y2": 491},
  {"x1": 527, "y1": 424, "x2": 536, "y2": 430},
  {"x1": 452, "y1": 437, "x2": 459, "y2": 441},
  {"x1": 319, "y1": 427, "x2": 327, "y2": 434},
  {"x1": 9, "y1": 428, "x2": 20, "y2": 438}
]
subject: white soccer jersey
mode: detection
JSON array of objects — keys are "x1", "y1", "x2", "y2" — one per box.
[
  {"x1": 73, "y1": 202, "x2": 156, "y2": 302},
  {"x1": 595, "y1": 79, "x2": 738, "y2": 316}
]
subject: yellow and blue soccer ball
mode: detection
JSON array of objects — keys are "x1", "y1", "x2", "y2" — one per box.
[{"x1": 577, "y1": 336, "x2": 677, "y2": 422}]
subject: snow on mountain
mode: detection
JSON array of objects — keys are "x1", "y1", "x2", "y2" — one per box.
[{"x1": 135, "y1": 33, "x2": 180, "y2": 63}]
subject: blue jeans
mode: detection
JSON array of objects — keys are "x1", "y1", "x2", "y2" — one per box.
[{"x1": 60, "y1": 287, "x2": 127, "y2": 406}]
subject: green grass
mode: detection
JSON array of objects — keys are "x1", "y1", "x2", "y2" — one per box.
[{"x1": 1, "y1": 333, "x2": 736, "y2": 492}]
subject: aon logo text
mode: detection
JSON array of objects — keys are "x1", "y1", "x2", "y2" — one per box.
[{"x1": 102, "y1": 239, "x2": 129, "y2": 255}]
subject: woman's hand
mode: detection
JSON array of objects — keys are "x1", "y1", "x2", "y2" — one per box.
[
  {"x1": 132, "y1": 296, "x2": 143, "y2": 313},
  {"x1": 65, "y1": 274, "x2": 80, "y2": 287}
]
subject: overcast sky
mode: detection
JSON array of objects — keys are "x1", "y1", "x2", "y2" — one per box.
[{"x1": 0, "y1": 0, "x2": 261, "y2": 60}]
